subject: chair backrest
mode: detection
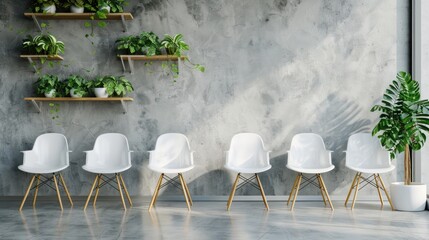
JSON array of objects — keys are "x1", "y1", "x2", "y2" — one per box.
[
  {"x1": 288, "y1": 133, "x2": 331, "y2": 169},
  {"x1": 152, "y1": 133, "x2": 192, "y2": 168},
  {"x1": 93, "y1": 133, "x2": 131, "y2": 168},
  {"x1": 32, "y1": 133, "x2": 69, "y2": 168},
  {"x1": 227, "y1": 133, "x2": 268, "y2": 168},
  {"x1": 346, "y1": 133, "x2": 391, "y2": 169}
]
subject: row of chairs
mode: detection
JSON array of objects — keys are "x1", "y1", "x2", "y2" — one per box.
[{"x1": 18, "y1": 132, "x2": 394, "y2": 211}]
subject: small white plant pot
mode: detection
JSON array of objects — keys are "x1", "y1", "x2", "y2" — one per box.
[
  {"x1": 42, "y1": 4, "x2": 56, "y2": 14},
  {"x1": 390, "y1": 182, "x2": 427, "y2": 211},
  {"x1": 70, "y1": 89, "x2": 82, "y2": 98},
  {"x1": 44, "y1": 89, "x2": 55, "y2": 98},
  {"x1": 94, "y1": 88, "x2": 108, "y2": 98},
  {"x1": 99, "y1": 5, "x2": 111, "y2": 13},
  {"x1": 70, "y1": 6, "x2": 84, "y2": 13}
]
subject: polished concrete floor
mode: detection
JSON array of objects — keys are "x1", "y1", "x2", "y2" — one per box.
[{"x1": 1, "y1": 198, "x2": 428, "y2": 239}]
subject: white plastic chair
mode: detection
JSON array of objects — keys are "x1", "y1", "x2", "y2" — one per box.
[
  {"x1": 18, "y1": 133, "x2": 73, "y2": 211},
  {"x1": 148, "y1": 133, "x2": 194, "y2": 211},
  {"x1": 224, "y1": 133, "x2": 271, "y2": 210},
  {"x1": 286, "y1": 133, "x2": 335, "y2": 210},
  {"x1": 344, "y1": 133, "x2": 395, "y2": 210},
  {"x1": 82, "y1": 133, "x2": 133, "y2": 210}
]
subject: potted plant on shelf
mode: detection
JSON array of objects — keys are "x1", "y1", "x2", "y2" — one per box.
[
  {"x1": 115, "y1": 32, "x2": 161, "y2": 55},
  {"x1": 161, "y1": 34, "x2": 205, "y2": 74},
  {"x1": 371, "y1": 71, "x2": 429, "y2": 211},
  {"x1": 35, "y1": 74, "x2": 60, "y2": 98},
  {"x1": 115, "y1": 35, "x2": 143, "y2": 54},
  {"x1": 63, "y1": 0, "x2": 85, "y2": 13},
  {"x1": 31, "y1": 0, "x2": 60, "y2": 13},
  {"x1": 65, "y1": 75, "x2": 88, "y2": 98},
  {"x1": 88, "y1": 76, "x2": 133, "y2": 98},
  {"x1": 22, "y1": 33, "x2": 65, "y2": 56}
]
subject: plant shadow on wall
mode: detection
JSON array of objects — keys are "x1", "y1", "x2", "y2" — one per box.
[{"x1": 278, "y1": 94, "x2": 372, "y2": 194}]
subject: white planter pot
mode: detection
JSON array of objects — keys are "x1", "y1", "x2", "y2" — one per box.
[
  {"x1": 42, "y1": 4, "x2": 56, "y2": 14},
  {"x1": 70, "y1": 89, "x2": 82, "y2": 98},
  {"x1": 390, "y1": 182, "x2": 427, "y2": 211},
  {"x1": 70, "y1": 6, "x2": 84, "y2": 13},
  {"x1": 44, "y1": 89, "x2": 55, "y2": 98},
  {"x1": 94, "y1": 88, "x2": 108, "y2": 98},
  {"x1": 99, "y1": 5, "x2": 111, "y2": 13}
]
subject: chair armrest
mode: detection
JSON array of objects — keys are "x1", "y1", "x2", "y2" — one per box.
[
  {"x1": 148, "y1": 150, "x2": 156, "y2": 165},
  {"x1": 21, "y1": 150, "x2": 37, "y2": 166},
  {"x1": 191, "y1": 151, "x2": 195, "y2": 165},
  {"x1": 84, "y1": 150, "x2": 97, "y2": 165},
  {"x1": 326, "y1": 150, "x2": 333, "y2": 165},
  {"x1": 265, "y1": 151, "x2": 271, "y2": 165},
  {"x1": 225, "y1": 151, "x2": 230, "y2": 165}
]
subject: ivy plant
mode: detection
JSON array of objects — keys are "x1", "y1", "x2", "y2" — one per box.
[
  {"x1": 35, "y1": 74, "x2": 60, "y2": 96},
  {"x1": 64, "y1": 75, "x2": 89, "y2": 97},
  {"x1": 31, "y1": 0, "x2": 60, "y2": 12}
]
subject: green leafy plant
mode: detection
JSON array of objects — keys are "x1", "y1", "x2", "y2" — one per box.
[
  {"x1": 22, "y1": 33, "x2": 65, "y2": 55},
  {"x1": 161, "y1": 34, "x2": 205, "y2": 74},
  {"x1": 161, "y1": 34, "x2": 189, "y2": 56},
  {"x1": 31, "y1": 0, "x2": 60, "y2": 12},
  {"x1": 63, "y1": 0, "x2": 85, "y2": 8},
  {"x1": 371, "y1": 71, "x2": 429, "y2": 185},
  {"x1": 35, "y1": 74, "x2": 60, "y2": 96},
  {"x1": 116, "y1": 35, "x2": 142, "y2": 54},
  {"x1": 116, "y1": 32, "x2": 161, "y2": 55},
  {"x1": 87, "y1": 76, "x2": 134, "y2": 96},
  {"x1": 139, "y1": 32, "x2": 162, "y2": 56},
  {"x1": 64, "y1": 75, "x2": 89, "y2": 97}
]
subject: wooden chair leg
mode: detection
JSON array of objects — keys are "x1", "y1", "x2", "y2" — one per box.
[
  {"x1": 149, "y1": 173, "x2": 164, "y2": 211},
  {"x1": 116, "y1": 174, "x2": 127, "y2": 210},
  {"x1": 119, "y1": 174, "x2": 133, "y2": 206},
  {"x1": 59, "y1": 174, "x2": 73, "y2": 206},
  {"x1": 84, "y1": 175, "x2": 99, "y2": 210},
  {"x1": 93, "y1": 174, "x2": 101, "y2": 207},
  {"x1": 351, "y1": 173, "x2": 361, "y2": 210},
  {"x1": 374, "y1": 174, "x2": 384, "y2": 207},
  {"x1": 377, "y1": 174, "x2": 394, "y2": 211},
  {"x1": 287, "y1": 174, "x2": 299, "y2": 206},
  {"x1": 316, "y1": 174, "x2": 327, "y2": 206},
  {"x1": 290, "y1": 173, "x2": 302, "y2": 211},
  {"x1": 226, "y1": 173, "x2": 240, "y2": 211},
  {"x1": 52, "y1": 173, "x2": 63, "y2": 211},
  {"x1": 180, "y1": 173, "x2": 193, "y2": 206},
  {"x1": 178, "y1": 173, "x2": 191, "y2": 211},
  {"x1": 318, "y1": 174, "x2": 334, "y2": 210},
  {"x1": 19, "y1": 175, "x2": 36, "y2": 211},
  {"x1": 345, "y1": 172, "x2": 359, "y2": 207},
  {"x1": 33, "y1": 175, "x2": 40, "y2": 207},
  {"x1": 255, "y1": 174, "x2": 269, "y2": 210}
]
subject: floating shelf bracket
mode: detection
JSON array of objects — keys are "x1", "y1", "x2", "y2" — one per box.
[
  {"x1": 30, "y1": 99, "x2": 42, "y2": 113},
  {"x1": 31, "y1": 14, "x2": 43, "y2": 32},
  {"x1": 25, "y1": 57, "x2": 38, "y2": 72},
  {"x1": 120, "y1": 99, "x2": 128, "y2": 114},
  {"x1": 121, "y1": 15, "x2": 128, "y2": 32}
]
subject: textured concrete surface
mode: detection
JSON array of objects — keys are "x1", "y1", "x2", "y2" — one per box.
[
  {"x1": 3, "y1": 199, "x2": 428, "y2": 239},
  {"x1": 0, "y1": 1, "x2": 408, "y2": 197}
]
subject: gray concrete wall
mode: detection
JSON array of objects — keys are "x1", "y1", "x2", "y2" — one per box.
[{"x1": 0, "y1": 0, "x2": 408, "y2": 197}]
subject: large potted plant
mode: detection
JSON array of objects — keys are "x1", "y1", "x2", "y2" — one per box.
[
  {"x1": 371, "y1": 71, "x2": 428, "y2": 211},
  {"x1": 31, "y1": 0, "x2": 60, "y2": 13},
  {"x1": 22, "y1": 33, "x2": 65, "y2": 56},
  {"x1": 64, "y1": 75, "x2": 88, "y2": 98}
]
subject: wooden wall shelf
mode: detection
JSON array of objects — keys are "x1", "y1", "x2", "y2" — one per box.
[
  {"x1": 118, "y1": 55, "x2": 187, "y2": 74},
  {"x1": 20, "y1": 55, "x2": 64, "y2": 72},
  {"x1": 24, "y1": 13, "x2": 134, "y2": 32},
  {"x1": 24, "y1": 97, "x2": 133, "y2": 114}
]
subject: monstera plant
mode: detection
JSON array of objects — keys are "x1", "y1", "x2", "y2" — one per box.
[{"x1": 371, "y1": 71, "x2": 429, "y2": 211}]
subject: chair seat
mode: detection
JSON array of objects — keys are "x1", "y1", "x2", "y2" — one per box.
[
  {"x1": 286, "y1": 164, "x2": 335, "y2": 174},
  {"x1": 18, "y1": 165, "x2": 69, "y2": 174},
  {"x1": 346, "y1": 165, "x2": 395, "y2": 174},
  {"x1": 148, "y1": 164, "x2": 194, "y2": 174},
  {"x1": 82, "y1": 164, "x2": 131, "y2": 174},
  {"x1": 224, "y1": 164, "x2": 272, "y2": 174}
]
